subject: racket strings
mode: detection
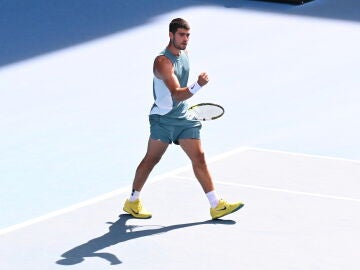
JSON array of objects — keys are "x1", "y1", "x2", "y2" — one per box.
[{"x1": 189, "y1": 104, "x2": 224, "y2": 120}]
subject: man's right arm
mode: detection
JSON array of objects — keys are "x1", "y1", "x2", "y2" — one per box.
[{"x1": 153, "y1": 56, "x2": 209, "y2": 101}]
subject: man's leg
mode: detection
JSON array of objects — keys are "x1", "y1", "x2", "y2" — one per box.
[
  {"x1": 123, "y1": 138, "x2": 169, "y2": 219},
  {"x1": 178, "y1": 138, "x2": 214, "y2": 193},
  {"x1": 132, "y1": 138, "x2": 169, "y2": 191},
  {"x1": 179, "y1": 138, "x2": 244, "y2": 219}
]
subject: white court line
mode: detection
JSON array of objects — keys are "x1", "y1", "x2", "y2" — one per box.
[
  {"x1": 246, "y1": 147, "x2": 360, "y2": 164},
  {"x1": 1, "y1": 146, "x2": 358, "y2": 235},
  {"x1": 173, "y1": 175, "x2": 360, "y2": 203},
  {"x1": 0, "y1": 170, "x2": 179, "y2": 236},
  {"x1": 0, "y1": 186, "x2": 129, "y2": 236},
  {"x1": 0, "y1": 147, "x2": 249, "y2": 236}
]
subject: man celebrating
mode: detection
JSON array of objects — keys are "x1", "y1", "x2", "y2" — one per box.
[{"x1": 123, "y1": 18, "x2": 244, "y2": 219}]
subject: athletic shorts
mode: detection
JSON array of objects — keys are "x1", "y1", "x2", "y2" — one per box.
[{"x1": 149, "y1": 114, "x2": 202, "y2": 145}]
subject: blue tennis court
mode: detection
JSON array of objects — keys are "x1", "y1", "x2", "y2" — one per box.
[{"x1": 1, "y1": 1, "x2": 360, "y2": 269}]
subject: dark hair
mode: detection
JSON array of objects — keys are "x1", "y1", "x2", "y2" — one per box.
[{"x1": 169, "y1": 18, "x2": 190, "y2": 34}]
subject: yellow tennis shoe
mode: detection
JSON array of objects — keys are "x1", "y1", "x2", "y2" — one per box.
[
  {"x1": 123, "y1": 199, "x2": 152, "y2": 219},
  {"x1": 210, "y1": 199, "x2": 244, "y2": 219}
]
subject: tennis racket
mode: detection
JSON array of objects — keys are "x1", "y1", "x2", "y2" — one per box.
[{"x1": 188, "y1": 103, "x2": 225, "y2": 121}]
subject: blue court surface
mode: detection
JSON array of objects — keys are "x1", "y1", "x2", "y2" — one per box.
[
  {"x1": 1, "y1": 1, "x2": 360, "y2": 269},
  {"x1": 1, "y1": 148, "x2": 360, "y2": 269}
]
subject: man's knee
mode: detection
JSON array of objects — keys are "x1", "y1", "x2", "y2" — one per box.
[
  {"x1": 192, "y1": 151, "x2": 206, "y2": 166},
  {"x1": 143, "y1": 154, "x2": 162, "y2": 166}
]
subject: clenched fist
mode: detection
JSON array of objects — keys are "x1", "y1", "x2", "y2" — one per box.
[{"x1": 197, "y1": 72, "x2": 209, "y2": 87}]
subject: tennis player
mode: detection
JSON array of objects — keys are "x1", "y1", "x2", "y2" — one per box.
[{"x1": 123, "y1": 18, "x2": 244, "y2": 219}]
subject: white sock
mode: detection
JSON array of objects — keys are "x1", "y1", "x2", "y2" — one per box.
[
  {"x1": 206, "y1": 190, "x2": 220, "y2": 208},
  {"x1": 129, "y1": 190, "x2": 140, "y2": 202}
]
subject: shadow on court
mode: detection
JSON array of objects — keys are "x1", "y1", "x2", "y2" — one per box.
[
  {"x1": 1, "y1": 0, "x2": 359, "y2": 68},
  {"x1": 56, "y1": 214, "x2": 235, "y2": 266}
]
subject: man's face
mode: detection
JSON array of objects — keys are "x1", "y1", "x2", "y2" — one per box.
[{"x1": 170, "y1": 28, "x2": 190, "y2": 50}]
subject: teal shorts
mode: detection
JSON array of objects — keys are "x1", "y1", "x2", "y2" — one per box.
[{"x1": 149, "y1": 114, "x2": 202, "y2": 145}]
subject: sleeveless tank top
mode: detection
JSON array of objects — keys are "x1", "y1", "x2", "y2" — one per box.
[{"x1": 150, "y1": 48, "x2": 190, "y2": 119}]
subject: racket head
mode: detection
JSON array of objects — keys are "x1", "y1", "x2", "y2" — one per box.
[{"x1": 188, "y1": 103, "x2": 225, "y2": 121}]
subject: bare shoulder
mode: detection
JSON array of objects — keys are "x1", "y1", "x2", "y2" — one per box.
[{"x1": 153, "y1": 55, "x2": 173, "y2": 79}]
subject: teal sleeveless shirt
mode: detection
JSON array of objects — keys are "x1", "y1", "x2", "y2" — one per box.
[{"x1": 150, "y1": 48, "x2": 190, "y2": 119}]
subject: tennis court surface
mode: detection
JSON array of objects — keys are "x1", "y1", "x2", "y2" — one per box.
[{"x1": 1, "y1": 147, "x2": 359, "y2": 269}]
